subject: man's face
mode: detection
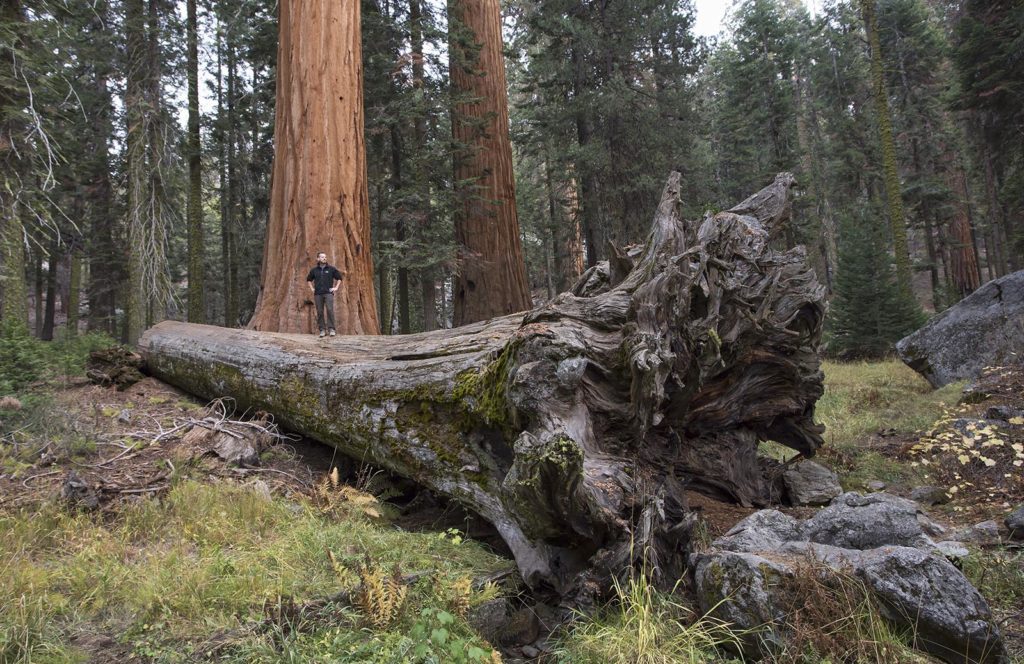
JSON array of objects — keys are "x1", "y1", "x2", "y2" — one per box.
[{"x1": 317, "y1": 253, "x2": 327, "y2": 264}]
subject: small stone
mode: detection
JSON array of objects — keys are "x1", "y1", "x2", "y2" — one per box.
[
  {"x1": 954, "y1": 520, "x2": 1001, "y2": 545},
  {"x1": 247, "y1": 479, "x2": 273, "y2": 501},
  {"x1": 984, "y1": 405, "x2": 1024, "y2": 423},
  {"x1": 521, "y1": 645, "x2": 540, "y2": 658},
  {"x1": 1006, "y1": 505, "x2": 1024, "y2": 540},
  {"x1": 910, "y1": 485, "x2": 950, "y2": 506},
  {"x1": 782, "y1": 460, "x2": 842, "y2": 506},
  {"x1": 935, "y1": 540, "x2": 970, "y2": 560},
  {"x1": 117, "y1": 409, "x2": 132, "y2": 423},
  {"x1": 865, "y1": 480, "x2": 887, "y2": 492}
]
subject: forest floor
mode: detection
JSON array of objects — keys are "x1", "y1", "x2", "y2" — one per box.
[{"x1": 1, "y1": 348, "x2": 1022, "y2": 663}]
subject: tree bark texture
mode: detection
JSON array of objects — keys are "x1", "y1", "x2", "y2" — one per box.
[
  {"x1": 861, "y1": 0, "x2": 912, "y2": 295},
  {"x1": 141, "y1": 173, "x2": 825, "y2": 599},
  {"x1": 186, "y1": 0, "x2": 204, "y2": 324},
  {"x1": 449, "y1": 0, "x2": 532, "y2": 326},
  {"x1": 0, "y1": 0, "x2": 28, "y2": 329},
  {"x1": 248, "y1": 0, "x2": 380, "y2": 335}
]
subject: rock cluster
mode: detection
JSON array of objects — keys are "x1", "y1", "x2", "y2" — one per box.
[{"x1": 692, "y1": 492, "x2": 1007, "y2": 663}]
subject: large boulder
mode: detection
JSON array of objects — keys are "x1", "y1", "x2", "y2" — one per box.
[
  {"x1": 782, "y1": 460, "x2": 842, "y2": 506},
  {"x1": 691, "y1": 492, "x2": 1008, "y2": 663},
  {"x1": 896, "y1": 270, "x2": 1024, "y2": 388}
]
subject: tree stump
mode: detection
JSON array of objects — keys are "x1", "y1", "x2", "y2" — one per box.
[{"x1": 140, "y1": 172, "x2": 826, "y2": 599}]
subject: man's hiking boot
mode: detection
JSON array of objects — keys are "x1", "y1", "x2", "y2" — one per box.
[
  {"x1": 329, "y1": 329, "x2": 336, "y2": 337},
  {"x1": 319, "y1": 330, "x2": 326, "y2": 338}
]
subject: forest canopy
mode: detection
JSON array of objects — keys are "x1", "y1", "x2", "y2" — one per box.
[{"x1": 0, "y1": 0, "x2": 1020, "y2": 357}]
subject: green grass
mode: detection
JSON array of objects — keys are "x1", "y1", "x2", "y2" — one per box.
[
  {"x1": 817, "y1": 360, "x2": 962, "y2": 449},
  {"x1": 554, "y1": 574, "x2": 743, "y2": 664},
  {"x1": 0, "y1": 481, "x2": 511, "y2": 662},
  {"x1": 809, "y1": 360, "x2": 963, "y2": 489}
]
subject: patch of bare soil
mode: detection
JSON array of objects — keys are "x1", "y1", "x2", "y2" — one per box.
[{"x1": 0, "y1": 376, "x2": 335, "y2": 512}]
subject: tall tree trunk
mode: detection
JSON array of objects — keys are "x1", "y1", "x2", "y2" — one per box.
[
  {"x1": 943, "y1": 150, "x2": 981, "y2": 298},
  {"x1": 249, "y1": 0, "x2": 379, "y2": 334},
  {"x1": 67, "y1": 244, "x2": 81, "y2": 337},
  {"x1": 390, "y1": 124, "x2": 411, "y2": 334},
  {"x1": 41, "y1": 239, "x2": 57, "y2": 341},
  {"x1": 186, "y1": 0, "x2": 205, "y2": 323},
  {"x1": 410, "y1": 0, "x2": 437, "y2": 333},
  {"x1": 31, "y1": 252, "x2": 42, "y2": 336},
  {"x1": 124, "y1": 0, "x2": 148, "y2": 345},
  {"x1": 861, "y1": 0, "x2": 912, "y2": 294},
  {"x1": 0, "y1": 0, "x2": 28, "y2": 329},
  {"x1": 225, "y1": 29, "x2": 239, "y2": 327},
  {"x1": 448, "y1": 0, "x2": 531, "y2": 326},
  {"x1": 145, "y1": 0, "x2": 167, "y2": 329},
  {"x1": 571, "y1": 42, "x2": 600, "y2": 269},
  {"x1": 85, "y1": 1, "x2": 116, "y2": 335}
]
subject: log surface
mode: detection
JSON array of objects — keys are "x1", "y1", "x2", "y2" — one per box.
[{"x1": 141, "y1": 172, "x2": 826, "y2": 599}]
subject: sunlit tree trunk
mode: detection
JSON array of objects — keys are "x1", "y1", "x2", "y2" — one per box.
[
  {"x1": 449, "y1": 0, "x2": 531, "y2": 325},
  {"x1": 249, "y1": 0, "x2": 379, "y2": 334}
]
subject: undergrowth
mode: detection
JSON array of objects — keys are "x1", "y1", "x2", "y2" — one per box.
[{"x1": 0, "y1": 481, "x2": 510, "y2": 662}]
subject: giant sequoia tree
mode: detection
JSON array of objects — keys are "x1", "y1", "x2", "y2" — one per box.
[
  {"x1": 449, "y1": 0, "x2": 532, "y2": 326},
  {"x1": 248, "y1": 0, "x2": 380, "y2": 335}
]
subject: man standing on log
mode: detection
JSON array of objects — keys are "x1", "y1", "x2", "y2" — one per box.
[{"x1": 306, "y1": 252, "x2": 343, "y2": 337}]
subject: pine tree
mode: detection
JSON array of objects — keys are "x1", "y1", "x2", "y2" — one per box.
[{"x1": 830, "y1": 210, "x2": 924, "y2": 358}]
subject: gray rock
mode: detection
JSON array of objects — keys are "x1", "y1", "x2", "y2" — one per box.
[
  {"x1": 60, "y1": 470, "x2": 100, "y2": 510},
  {"x1": 212, "y1": 433, "x2": 261, "y2": 466},
  {"x1": 716, "y1": 509, "x2": 799, "y2": 552},
  {"x1": 984, "y1": 405, "x2": 1024, "y2": 423},
  {"x1": 467, "y1": 598, "x2": 509, "y2": 643},
  {"x1": 896, "y1": 270, "x2": 1024, "y2": 388},
  {"x1": 692, "y1": 550, "x2": 793, "y2": 656},
  {"x1": 1006, "y1": 506, "x2": 1024, "y2": 540},
  {"x1": 782, "y1": 460, "x2": 842, "y2": 506},
  {"x1": 800, "y1": 492, "x2": 939, "y2": 550},
  {"x1": 910, "y1": 485, "x2": 950, "y2": 506},
  {"x1": 857, "y1": 547, "x2": 1007, "y2": 664},
  {"x1": 520, "y1": 645, "x2": 540, "y2": 659},
  {"x1": 955, "y1": 520, "x2": 1001, "y2": 546},
  {"x1": 935, "y1": 540, "x2": 970, "y2": 559},
  {"x1": 692, "y1": 492, "x2": 1007, "y2": 664},
  {"x1": 865, "y1": 480, "x2": 887, "y2": 492},
  {"x1": 246, "y1": 479, "x2": 273, "y2": 501}
]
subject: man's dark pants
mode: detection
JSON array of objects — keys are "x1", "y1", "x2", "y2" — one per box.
[{"x1": 314, "y1": 293, "x2": 336, "y2": 332}]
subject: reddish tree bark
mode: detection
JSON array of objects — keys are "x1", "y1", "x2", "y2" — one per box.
[
  {"x1": 449, "y1": 0, "x2": 531, "y2": 326},
  {"x1": 249, "y1": 0, "x2": 380, "y2": 334}
]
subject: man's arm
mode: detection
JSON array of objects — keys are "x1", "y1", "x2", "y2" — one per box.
[
  {"x1": 307, "y1": 269, "x2": 316, "y2": 293},
  {"x1": 330, "y1": 267, "x2": 343, "y2": 293}
]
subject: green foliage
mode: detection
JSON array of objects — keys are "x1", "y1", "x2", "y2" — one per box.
[
  {"x1": 0, "y1": 319, "x2": 45, "y2": 394},
  {"x1": 0, "y1": 480, "x2": 511, "y2": 662},
  {"x1": 408, "y1": 608, "x2": 497, "y2": 664},
  {"x1": 555, "y1": 571, "x2": 742, "y2": 663},
  {"x1": 828, "y1": 213, "x2": 924, "y2": 358}
]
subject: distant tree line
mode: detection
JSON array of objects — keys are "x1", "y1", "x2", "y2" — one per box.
[{"x1": 0, "y1": 0, "x2": 1019, "y2": 357}]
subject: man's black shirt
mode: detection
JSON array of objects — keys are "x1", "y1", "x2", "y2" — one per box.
[{"x1": 307, "y1": 264, "x2": 343, "y2": 295}]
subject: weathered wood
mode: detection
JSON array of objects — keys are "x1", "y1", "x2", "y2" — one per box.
[{"x1": 140, "y1": 172, "x2": 826, "y2": 600}]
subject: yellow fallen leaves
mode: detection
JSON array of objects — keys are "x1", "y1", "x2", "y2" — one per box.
[{"x1": 1009, "y1": 416, "x2": 1024, "y2": 425}]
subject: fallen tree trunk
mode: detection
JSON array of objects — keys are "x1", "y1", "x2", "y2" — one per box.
[{"x1": 140, "y1": 172, "x2": 826, "y2": 599}]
